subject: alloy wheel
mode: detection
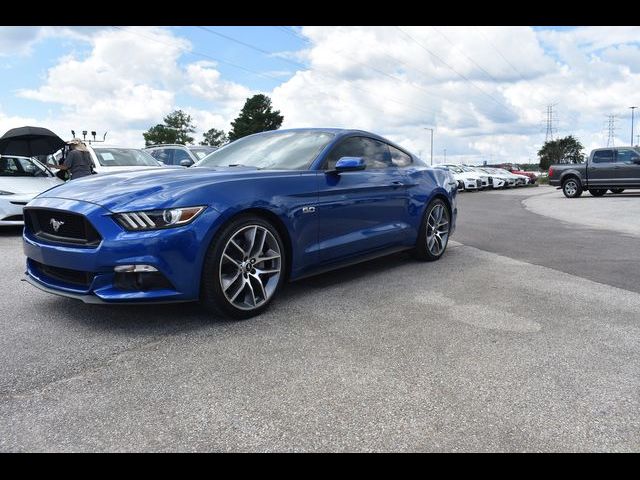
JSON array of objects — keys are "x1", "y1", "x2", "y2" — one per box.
[
  {"x1": 426, "y1": 203, "x2": 450, "y2": 256},
  {"x1": 219, "y1": 225, "x2": 282, "y2": 311}
]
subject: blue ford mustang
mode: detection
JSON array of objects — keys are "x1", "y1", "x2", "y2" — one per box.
[{"x1": 23, "y1": 128, "x2": 457, "y2": 319}]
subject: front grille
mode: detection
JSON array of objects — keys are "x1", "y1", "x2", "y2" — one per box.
[
  {"x1": 24, "y1": 208, "x2": 101, "y2": 246},
  {"x1": 476, "y1": 180, "x2": 481, "y2": 187},
  {"x1": 31, "y1": 260, "x2": 94, "y2": 287},
  {"x1": 2, "y1": 214, "x2": 23, "y2": 222}
]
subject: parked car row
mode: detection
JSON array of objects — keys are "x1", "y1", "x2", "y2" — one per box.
[{"x1": 434, "y1": 164, "x2": 536, "y2": 192}]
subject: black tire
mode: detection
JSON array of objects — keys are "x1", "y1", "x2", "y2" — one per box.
[
  {"x1": 200, "y1": 215, "x2": 286, "y2": 320},
  {"x1": 413, "y1": 198, "x2": 451, "y2": 262},
  {"x1": 562, "y1": 177, "x2": 583, "y2": 198},
  {"x1": 609, "y1": 188, "x2": 624, "y2": 194},
  {"x1": 589, "y1": 189, "x2": 606, "y2": 197}
]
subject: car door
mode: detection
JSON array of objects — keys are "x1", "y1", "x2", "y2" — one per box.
[
  {"x1": 588, "y1": 149, "x2": 618, "y2": 186},
  {"x1": 615, "y1": 148, "x2": 640, "y2": 187},
  {"x1": 315, "y1": 136, "x2": 411, "y2": 264}
]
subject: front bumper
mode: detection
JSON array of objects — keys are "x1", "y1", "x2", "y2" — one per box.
[
  {"x1": 462, "y1": 179, "x2": 479, "y2": 190},
  {"x1": 0, "y1": 193, "x2": 34, "y2": 225},
  {"x1": 23, "y1": 197, "x2": 220, "y2": 303}
]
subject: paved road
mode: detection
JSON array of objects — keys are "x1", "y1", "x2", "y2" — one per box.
[
  {"x1": 454, "y1": 185, "x2": 640, "y2": 294},
  {"x1": 0, "y1": 188, "x2": 639, "y2": 452},
  {"x1": 523, "y1": 188, "x2": 640, "y2": 238}
]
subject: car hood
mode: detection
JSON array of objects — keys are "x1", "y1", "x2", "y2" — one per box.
[
  {"x1": 0, "y1": 176, "x2": 63, "y2": 195},
  {"x1": 35, "y1": 166, "x2": 292, "y2": 212}
]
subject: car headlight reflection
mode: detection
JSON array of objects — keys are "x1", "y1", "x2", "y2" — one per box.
[{"x1": 113, "y1": 206, "x2": 205, "y2": 231}]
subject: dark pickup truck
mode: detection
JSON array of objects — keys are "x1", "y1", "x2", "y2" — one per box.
[{"x1": 549, "y1": 147, "x2": 640, "y2": 198}]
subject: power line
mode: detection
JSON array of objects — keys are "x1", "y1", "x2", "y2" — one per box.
[
  {"x1": 473, "y1": 26, "x2": 530, "y2": 83},
  {"x1": 111, "y1": 26, "x2": 284, "y2": 85},
  {"x1": 430, "y1": 26, "x2": 500, "y2": 83},
  {"x1": 393, "y1": 26, "x2": 518, "y2": 118},
  {"x1": 268, "y1": 26, "x2": 449, "y2": 113},
  {"x1": 196, "y1": 26, "x2": 442, "y2": 119}
]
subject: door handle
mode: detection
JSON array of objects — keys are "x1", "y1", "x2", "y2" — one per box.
[{"x1": 390, "y1": 181, "x2": 405, "y2": 188}]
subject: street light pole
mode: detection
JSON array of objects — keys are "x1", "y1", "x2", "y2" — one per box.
[
  {"x1": 424, "y1": 128, "x2": 434, "y2": 165},
  {"x1": 444, "y1": 148, "x2": 447, "y2": 163},
  {"x1": 631, "y1": 107, "x2": 637, "y2": 146}
]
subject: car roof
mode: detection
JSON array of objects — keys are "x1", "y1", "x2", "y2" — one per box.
[
  {"x1": 143, "y1": 144, "x2": 191, "y2": 149},
  {"x1": 89, "y1": 145, "x2": 146, "y2": 150}
]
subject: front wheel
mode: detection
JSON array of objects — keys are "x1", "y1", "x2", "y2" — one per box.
[
  {"x1": 200, "y1": 216, "x2": 285, "y2": 320},
  {"x1": 589, "y1": 189, "x2": 606, "y2": 197},
  {"x1": 562, "y1": 178, "x2": 583, "y2": 198},
  {"x1": 609, "y1": 188, "x2": 624, "y2": 194},
  {"x1": 413, "y1": 198, "x2": 451, "y2": 262}
]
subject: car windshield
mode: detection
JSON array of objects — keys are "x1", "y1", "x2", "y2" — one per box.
[
  {"x1": 93, "y1": 148, "x2": 160, "y2": 167},
  {"x1": 0, "y1": 156, "x2": 50, "y2": 177},
  {"x1": 196, "y1": 131, "x2": 335, "y2": 170},
  {"x1": 189, "y1": 148, "x2": 216, "y2": 160}
]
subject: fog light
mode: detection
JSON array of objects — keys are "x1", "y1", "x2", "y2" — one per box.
[
  {"x1": 114, "y1": 270, "x2": 173, "y2": 291},
  {"x1": 114, "y1": 264, "x2": 158, "y2": 273}
]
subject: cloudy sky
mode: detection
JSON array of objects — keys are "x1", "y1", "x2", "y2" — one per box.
[{"x1": 0, "y1": 25, "x2": 639, "y2": 164}]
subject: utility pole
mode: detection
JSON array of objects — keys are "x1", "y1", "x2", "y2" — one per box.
[
  {"x1": 631, "y1": 106, "x2": 638, "y2": 146},
  {"x1": 424, "y1": 128, "x2": 434, "y2": 166},
  {"x1": 545, "y1": 104, "x2": 557, "y2": 142},
  {"x1": 636, "y1": 134, "x2": 639, "y2": 147},
  {"x1": 606, "y1": 115, "x2": 617, "y2": 147},
  {"x1": 443, "y1": 148, "x2": 447, "y2": 163}
]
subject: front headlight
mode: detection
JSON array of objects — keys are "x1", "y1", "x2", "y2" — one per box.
[
  {"x1": 0, "y1": 190, "x2": 15, "y2": 195},
  {"x1": 113, "y1": 206, "x2": 206, "y2": 231}
]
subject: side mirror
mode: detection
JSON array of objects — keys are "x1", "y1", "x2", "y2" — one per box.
[
  {"x1": 180, "y1": 159, "x2": 194, "y2": 167},
  {"x1": 334, "y1": 156, "x2": 366, "y2": 172},
  {"x1": 633, "y1": 158, "x2": 640, "y2": 165}
]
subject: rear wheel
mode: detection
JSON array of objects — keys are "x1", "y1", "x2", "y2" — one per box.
[
  {"x1": 200, "y1": 215, "x2": 285, "y2": 320},
  {"x1": 609, "y1": 188, "x2": 624, "y2": 194},
  {"x1": 589, "y1": 189, "x2": 606, "y2": 197},
  {"x1": 562, "y1": 177, "x2": 583, "y2": 198},
  {"x1": 413, "y1": 198, "x2": 450, "y2": 262}
]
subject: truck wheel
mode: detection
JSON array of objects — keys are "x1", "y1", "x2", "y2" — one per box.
[
  {"x1": 562, "y1": 178, "x2": 583, "y2": 198},
  {"x1": 589, "y1": 189, "x2": 606, "y2": 197},
  {"x1": 609, "y1": 188, "x2": 624, "y2": 194}
]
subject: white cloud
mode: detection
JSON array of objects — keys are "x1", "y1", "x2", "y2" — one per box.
[
  {"x1": 271, "y1": 26, "x2": 640, "y2": 164},
  {"x1": 4, "y1": 26, "x2": 640, "y2": 162}
]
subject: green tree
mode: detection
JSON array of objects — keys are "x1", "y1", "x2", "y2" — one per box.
[
  {"x1": 201, "y1": 128, "x2": 228, "y2": 147},
  {"x1": 143, "y1": 110, "x2": 196, "y2": 146},
  {"x1": 228, "y1": 94, "x2": 284, "y2": 142},
  {"x1": 143, "y1": 124, "x2": 178, "y2": 146},
  {"x1": 537, "y1": 135, "x2": 584, "y2": 170}
]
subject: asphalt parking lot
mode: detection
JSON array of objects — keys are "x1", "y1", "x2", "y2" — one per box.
[{"x1": 1, "y1": 185, "x2": 639, "y2": 452}]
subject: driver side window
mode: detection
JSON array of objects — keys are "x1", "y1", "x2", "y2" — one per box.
[{"x1": 324, "y1": 136, "x2": 392, "y2": 170}]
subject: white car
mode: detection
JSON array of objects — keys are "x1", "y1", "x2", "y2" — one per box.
[
  {"x1": 504, "y1": 170, "x2": 528, "y2": 186},
  {"x1": 478, "y1": 167, "x2": 514, "y2": 189},
  {"x1": 435, "y1": 165, "x2": 482, "y2": 191},
  {"x1": 460, "y1": 165, "x2": 492, "y2": 189},
  {"x1": 0, "y1": 155, "x2": 63, "y2": 226},
  {"x1": 46, "y1": 144, "x2": 165, "y2": 175}
]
